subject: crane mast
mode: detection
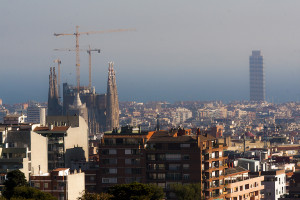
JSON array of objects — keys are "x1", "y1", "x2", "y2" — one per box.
[
  {"x1": 87, "y1": 45, "x2": 100, "y2": 88},
  {"x1": 54, "y1": 26, "x2": 135, "y2": 91},
  {"x1": 75, "y1": 26, "x2": 80, "y2": 91},
  {"x1": 54, "y1": 46, "x2": 100, "y2": 89}
]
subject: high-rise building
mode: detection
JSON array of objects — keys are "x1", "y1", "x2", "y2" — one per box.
[{"x1": 249, "y1": 50, "x2": 265, "y2": 102}]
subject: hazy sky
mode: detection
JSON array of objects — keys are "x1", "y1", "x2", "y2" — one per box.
[{"x1": 1, "y1": 0, "x2": 300, "y2": 104}]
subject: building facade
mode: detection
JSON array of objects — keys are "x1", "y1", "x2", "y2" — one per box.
[
  {"x1": 30, "y1": 168, "x2": 85, "y2": 200},
  {"x1": 249, "y1": 50, "x2": 265, "y2": 102},
  {"x1": 98, "y1": 127, "x2": 228, "y2": 200},
  {"x1": 98, "y1": 126, "x2": 152, "y2": 191},
  {"x1": 34, "y1": 115, "x2": 89, "y2": 170},
  {"x1": 224, "y1": 167, "x2": 264, "y2": 200},
  {"x1": 262, "y1": 169, "x2": 286, "y2": 200}
]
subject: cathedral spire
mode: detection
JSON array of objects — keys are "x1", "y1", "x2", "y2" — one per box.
[
  {"x1": 48, "y1": 67, "x2": 62, "y2": 116},
  {"x1": 106, "y1": 62, "x2": 120, "y2": 131},
  {"x1": 48, "y1": 67, "x2": 54, "y2": 99},
  {"x1": 53, "y1": 67, "x2": 59, "y2": 99}
]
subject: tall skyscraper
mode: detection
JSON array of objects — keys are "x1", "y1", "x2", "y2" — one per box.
[{"x1": 249, "y1": 50, "x2": 265, "y2": 102}]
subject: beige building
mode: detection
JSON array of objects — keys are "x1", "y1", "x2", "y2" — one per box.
[
  {"x1": 224, "y1": 167, "x2": 264, "y2": 200},
  {"x1": 0, "y1": 124, "x2": 48, "y2": 180},
  {"x1": 34, "y1": 115, "x2": 89, "y2": 170}
]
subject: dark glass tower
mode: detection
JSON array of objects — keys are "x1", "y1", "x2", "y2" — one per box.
[{"x1": 249, "y1": 50, "x2": 265, "y2": 102}]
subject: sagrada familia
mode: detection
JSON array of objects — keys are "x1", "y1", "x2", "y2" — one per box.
[{"x1": 47, "y1": 63, "x2": 120, "y2": 134}]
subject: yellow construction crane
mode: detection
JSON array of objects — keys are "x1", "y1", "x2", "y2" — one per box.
[
  {"x1": 54, "y1": 26, "x2": 135, "y2": 91},
  {"x1": 54, "y1": 46, "x2": 100, "y2": 89}
]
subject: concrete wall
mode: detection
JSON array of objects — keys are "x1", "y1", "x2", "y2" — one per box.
[
  {"x1": 20, "y1": 157, "x2": 29, "y2": 180},
  {"x1": 67, "y1": 172, "x2": 85, "y2": 200},
  {"x1": 64, "y1": 116, "x2": 89, "y2": 167},
  {"x1": 238, "y1": 158, "x2": 260, "y2": 172},
  {"x1": 30, "y1": 131, "x2": 48, "y2": 175}
]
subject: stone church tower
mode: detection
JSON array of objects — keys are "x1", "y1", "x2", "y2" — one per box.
[
  {"x1": 48, "y1": 67, "x2": 62, "y2": 116},
  {"x1": 106, "y1": 62, "x2": 120, "y2": 131}
]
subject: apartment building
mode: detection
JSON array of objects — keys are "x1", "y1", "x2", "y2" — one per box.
[
  {"x1": 98, "y1": 127, "x2": 228, "y2": 199},
  {"x1": 224, "y1": 167, "x2": 264, "y2": 200},
  {"x1": 98, "y1": 126, "x2": 154, "y2": 191},
  {"x1": 0, "y1": 124, "x2": 48, "y2": 180},
  {"x1": 262, "y1": 169, "x2": 286, "y2": 200},
  {"x1": 30, "y1": 168, "x2": 85, "y2": 200},
  {"x1": 34, "y1": 115, "x2": 89, "y2": 170}
]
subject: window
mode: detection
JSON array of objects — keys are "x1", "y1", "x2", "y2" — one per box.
[
  {"x1": 168, "y1": 143, "x2": 180, "y2": 150},
  {"x1": 125, "y1": 149, "x2": 131, "y2": 154},
  {"x1": 183, "y1": 155, "x2": 190, "y2": 160},
  {"x1": 125, "y1": 159, "x2": 131, "y2": 165},
  {"x1": 183, "y1": 174, "x2": 190, "y2": 180},
  {"x1": 102, "y1": 159, "x2": 117, "y2": 164},
  {"x1": 125, "y1": 168, "x2": 132, "y2": 174},
  {"x1": 104, "y1": 139, "x2": 114, "y2": 145},
  {"x1": 180, "y1": 144, "x2": 190, "y2": 148},
  {"x1": 166, "y1": 173, "x2": 181, "y2": 181},
  {"x1": 102, "y1": 178, "x2": 117, "y2": 184},
  {"x1": 125, "y1": 178, "x2": 134, "y2": 184},
  {"x1": 125, "y1": 168, "x2": 141, "y2": 175},
  {"x1": 157, "y1": 173, "x2": 165, "y2": 180},
  {"x1": 211, "y1": 152, "x2": 215, "y2": 158},
  {"x1": 59, "y1": 193, "x2": 64, "y2": 200},
  {"x1": 132, "y1": 168, "x2": 142, "y2": 175},
  {"x1": 148, "y1": 173, "x2": 156, "y2": 180},
  {"x1": 116, "y1": 138, "x2": 123, "y2": 145},
  {"x1": 157, "y1": 154, "x2": 166, "y2": 161},
  {"x1": 102, "y1": 149, "x2": 116, "y2": 155},
  {"x1": 147, "y1": 154, "x2": 155, "y2": 161},
  {"x1": 169, "y1": 164, "x2": 180, "y2": 171},
  {"x1": 183, "y1": 164, "x2": 190, "y2": 170},
  {"x1": 35, "y1": 182, "x2": 40, "y2": 188},
  {"x1": 109, "y1": 168, "x2": 117, "y2": 174},
  {"x1": 157, "y1": 164, "x2": 165, "y2": 170},
  {"x1": 125, "y1": 158, "x2": 140, "y2": 165},
  {"x1": 44, "y1": 183, "x2": 48, "y2": 188},
  {"x1": 109, "y1": 149, "x2": 117, "y2": 154},
  {"x1": 166, "y1": 154, "x2": 181, "y2": 161}
]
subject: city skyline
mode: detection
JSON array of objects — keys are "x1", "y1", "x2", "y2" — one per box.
[{"x1": 2, "y1": 1, "x2": 300, "y2": 104}]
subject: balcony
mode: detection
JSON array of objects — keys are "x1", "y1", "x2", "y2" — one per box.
[{"x1": 225, "y1": 176, "x2": 250, "y2": 184}]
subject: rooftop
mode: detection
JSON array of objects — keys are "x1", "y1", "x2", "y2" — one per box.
[{"x1": 225, "y1": 166, "x2": 249, "y2": 176}]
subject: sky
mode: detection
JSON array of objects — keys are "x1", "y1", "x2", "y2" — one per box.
[{"x1": 1, "y1": 0, "x2": 300, "y2": 104}]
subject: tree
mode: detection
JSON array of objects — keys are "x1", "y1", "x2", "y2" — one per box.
[
  {"x1": 2, "y1": 170, "x2": 28, "y2": 199},
  {"x1": 109, "y1": 182, "x2": 164, "y2": 200},
  {"x1": 10, "y1": 186, "x2": 56, "y2": 200},
  {"x1": 78, "y1": 190, "x2": 113, "y2": 200},
  {"x1": 171, "y1": 183, "x2": 202, "y2": 200}
]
